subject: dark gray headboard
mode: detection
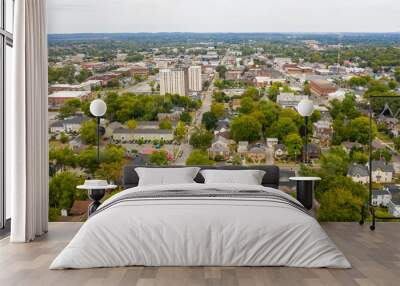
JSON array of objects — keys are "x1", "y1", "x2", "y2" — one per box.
[{"x1": 123, "y1": 165, "x2": 280, "y2": 189}]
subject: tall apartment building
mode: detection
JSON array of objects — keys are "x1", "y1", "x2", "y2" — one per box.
[
  {"x1": 188, "y1": 66, "x2": 202, "y2": 92},
  {"x1": 159, "y1": 68, "x2": 189, "y2": 96}
]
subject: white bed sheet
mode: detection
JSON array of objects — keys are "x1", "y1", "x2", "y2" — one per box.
[{"x1": 50, "y1": 183, "x2": 351, "y2": 269}]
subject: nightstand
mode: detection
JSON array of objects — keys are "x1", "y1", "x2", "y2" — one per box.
[
  {"x1": 289, "y1": 177, "x2": 321, "y2": 210},
  {"x1": 77, "y1": 180, "x2": 117, "y2": 216}
]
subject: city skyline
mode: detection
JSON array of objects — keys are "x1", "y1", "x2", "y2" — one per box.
[{"x1": 48, "y1": 0, "x2": 400, "y2": 34}]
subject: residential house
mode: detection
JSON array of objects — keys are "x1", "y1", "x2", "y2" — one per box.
[
  {"x1": 371, "y1": 160, "x2": 394, "y2": 183},
  {"x1": 254, "y1": 77, "x2": 271, "y2": 88},
  {"x1": 231, "y1": 99, "x2": 241, "y2": 111},
  {"x1": 385, "y1": 185, "x2": 400, "y2": 217},
  {"x1": 113, "y1": 128, "x2": 174, "y2": 143},
  {"x1": 266, "y1": 138, "x2": 279, "y2": 148},
  {"x1": 302, "y1": 144, "x2": 321, "y2": 160},
  {"x1": 137, "y1": 121, "x2": 177, "y2": 130},
  {"x1": 214, "y1": 119, "x2": 230, "y2": 135},
  {"x1": 50, "y1": 114, "x2": 91, "y2": 134},
  {"x1": 237, "y1": 141, "x2": 249, "y2": 158},
  {"x1": 274, "y1": 144, "x2": 288, "y2": 160},
  {"x1": 157, "y1": 110, "x2": 182, "y2": 122},
  {"x1": 208, "y1": 136, "x2": 232, "y2": 161},
  {"x1": 313, "y1": 120, "x2": 333, "y2": 147},
  {"x1": 246, "y1": 146, "x2": 267, "y2": 164},
  {"x1": 371, "y1": 190, "x2": 392, "y2": 207},
  {"x1": 276, "y1": 93, "x2": 308, "y2": 109},
  {"x1": 347, "y1": 164, "x2": 369, "y2": 184},
  {"x1": 341, "y1": 141, "x2": 364, "y2": 154}
]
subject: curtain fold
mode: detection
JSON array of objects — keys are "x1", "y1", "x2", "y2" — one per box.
[{"x1": 8, "y1": 0, "x2": 48, "y2": 242}]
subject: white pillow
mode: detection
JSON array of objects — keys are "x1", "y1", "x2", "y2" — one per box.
[
  {"x1": 200, "y1": 169, "x2": 266, "y2": 185},
  {"x1": 135, "y1": 167, "x2": 200, "y2": 186}
]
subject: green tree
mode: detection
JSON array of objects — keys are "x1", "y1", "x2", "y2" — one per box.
[
  {"x1": 211, "y1": 102, "x2": 225, "y2": 118},
  {"x1": 394, "y1": 136, "x2": 400, "y2": 151},
  {"x1": 242, "y1": 87, "x2": 258, "y2": 99},
  {"x1": 59, "y1": 98, "x2": 81, "y2": 119},
  {"x1": 395, "y1": 67, "x2": 400, "y2": 83},
  {"x1": 174, "y1": 121, "x2": 186, "y2": 142},
  {"x1": 49, "y1": 146, "x2": 76, "y2": 172},
  {"x1": 239, "y1": 97, "x2": 255, "y2": 114},
  {"x1": 126, "y1": 53, "x2": 144, "y2": 62},
  {"x1": 180, "y1": 111, "x2": 192, "y2": 124},
  {"x1": 304, "y1": 83, "x2": 311, "y2": 95},
  {"x1": 230, "y1": 115, "x2": 262, "y2": 143},
  {"x1": 49, "y1": 171, "x2": 83, "y2": 210},
  {"x1": 102, "y1": 144, "x2": 125, "y2": 164},
  {"x1": 77, "y1": 147, "x2": 99, "y2": 174},
  {"x1": 81, "y1": 100, "x2": 91, "y2": 117},
  {"x1": 213, "y1": 91, "x2": 228, "y2": 103},
  {"x1": 201, "y1": 111, "x2": 218, "y2": 130},
  {"x1": 350, "y1": 151, "x2": 368, "y2": 164},
  {"x1": 372, "y1": 148, "x2": 392, "y2": 163},
  {"x1": 268, "y1": 117, "x2": 298, "y2": 140},
  {"x1": 388, "y1": 80, "x2": 398, "y2": 90},
  {"x1": 75, "y1": 69, "x2": 93, "y2": 83},
  {"x1": 189, "y1": 127, "x2": 213, "y2": 150},
  {"x1": 216, "y1": 65, "x2": 227, "y2": 79},
  {"x1": 80, "y1": 120, "x2": 98, "y2": 145},
  {"x1": 268, "y1": 84, "x2": 280, "y2": 102},
  {"x1": 349, "y1": 116, "x2": 377, "y2": 144},
  {"x1": 159, "y1": 120, "x2": 173, "y2": 130},
  {"x1": 150, "y1": 150, "x2": 169, "y2": 166},
  {"x1": 127, "y1": 119, "x2": 137, "y2": 129},
  {"x1": 48, "y1": 65, "x2": 76, "y2": 84},
  {"x1": 283, "y1": 133, "x2": 303, "y2": 161},
  {"x1": 107, "y1": 78, "x2": 120, "y2": 88},
  {"x1": 317, "y1": 188, "x2": 363, "y2": 222},
  {"x1": 186, "y1": 150, "x2": 215, "y2": 166},
  {"x1": 259, "y1": 100, "x2": 281, "y2": 128},
  {"x1": 319, "y1": 147, "x2": 350, "y2": 176},
  {"x1": 95, "y1": 162, "x2": 124, "y2": 183},
  {"x1": 310, "y1": 110, "x2": 321, "y2": 123},
  {"x1": 60, "y1": 132, "x2": 69, "y2": 144}
]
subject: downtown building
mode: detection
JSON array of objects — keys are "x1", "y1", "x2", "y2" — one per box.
[
  {"x1": 159, "y1": 68, "x2": 189, "y2": 96},
  {"x1": 188, "y1": 66, "x2": 202, "y2": 92}
]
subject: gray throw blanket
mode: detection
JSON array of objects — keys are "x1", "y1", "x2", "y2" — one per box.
[{"x1": 92, "y1": 189, "x2": 308, "y2": 217}]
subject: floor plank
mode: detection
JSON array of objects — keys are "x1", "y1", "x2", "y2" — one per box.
[{"x1": 0, "y1": 222, "x2": 399, "y2": 286}]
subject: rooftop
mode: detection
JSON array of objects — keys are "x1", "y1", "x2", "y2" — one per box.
[
  {"x1": 48, "y1": 90, "x2": 91, "y2": 98},
  {"x1": 113, "y1": 128, "x2": 173, "y2": 135}
]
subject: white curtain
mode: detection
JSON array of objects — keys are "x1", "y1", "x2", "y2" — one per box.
[{"x1": 7, "y1": 0, "x2": 48, "y2": 242}]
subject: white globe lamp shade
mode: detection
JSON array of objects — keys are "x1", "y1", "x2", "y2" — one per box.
[
  {"x1": 90, "y1": 99, "x2": 107, "y2": 117},
  {"x1": 297, "y1": 99, "x2": 314, "y2": 117}
]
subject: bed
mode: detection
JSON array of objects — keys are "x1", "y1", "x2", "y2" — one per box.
[{"x1": 50, "y1": 166, "x2": 351, "y2": 269}]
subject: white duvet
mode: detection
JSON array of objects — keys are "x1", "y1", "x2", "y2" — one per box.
[{"x1": 50, "y1": 183, "x2": 351, "y2": 269}]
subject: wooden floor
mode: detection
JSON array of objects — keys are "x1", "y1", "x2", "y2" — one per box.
[{"x1": 0, "y1": 222, "x2": 399, "y2": 286}]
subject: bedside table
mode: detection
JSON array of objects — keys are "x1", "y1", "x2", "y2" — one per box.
[
  {"x1": 289, "y1": 177, "x2": 321, "y2": 210},
  {"x1": 77, "y1": 180, "x2": 117, "y2": 216}
]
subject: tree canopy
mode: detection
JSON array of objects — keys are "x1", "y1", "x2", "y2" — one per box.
[
  {"x1": 186, "y1": 150, "x2": 215, "y2": 166},
  {"x1": 189, "y1": 127, "x2": 213, "y2": 150},
  {"x1": 230, "y1": 115, "x2": 262, "y2": 143}
]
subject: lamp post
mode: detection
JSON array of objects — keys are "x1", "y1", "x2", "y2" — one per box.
[
  {"x1": 297, "y1": 99, "x2": 314, "y2": 164},
  {"x1": 90, "y1": 99, "x2": 107, "y2": 162}
]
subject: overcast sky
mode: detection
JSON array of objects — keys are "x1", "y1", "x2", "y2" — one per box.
[{"x1": 48, "y1": 0, "x2": 400, "y2": 34}]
